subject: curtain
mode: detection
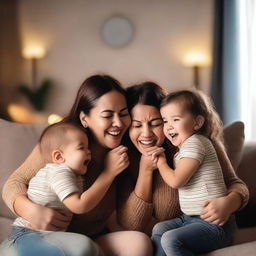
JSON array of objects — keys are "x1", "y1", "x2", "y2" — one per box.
[
  {"x1": 0, "y1": 0, "x2": 22, "y2": 120},
  {"x1": 211, "y1": 0, "x2": 240, "y2": 124},
  {"x1": 238, "y1": 0, "x2": 256, "y2": 141}
]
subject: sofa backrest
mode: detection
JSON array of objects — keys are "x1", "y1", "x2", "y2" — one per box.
[
  {"x1": 0, "y1": 118, "x2": 47, "y2": 219},
  {"x1": 223, "y1": 121, "x2": 245, "y2": 171},
  {"x1": 236, "y1": 142, "x2": 256, "y2": 206}
]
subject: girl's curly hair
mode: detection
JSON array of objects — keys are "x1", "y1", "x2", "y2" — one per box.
[{"x1": 161, "y1": 89, "x2": 224, "y2": 145}]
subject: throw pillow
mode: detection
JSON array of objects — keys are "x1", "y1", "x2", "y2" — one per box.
[{"x1": 223, "y1": 121, "x2": 245, "y2": 170}]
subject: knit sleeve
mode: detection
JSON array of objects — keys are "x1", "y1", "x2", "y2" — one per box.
[
  {"x1": 2, "y1": 144, "x2": 46, "y2": 214},
  {"x1": 116, "y1": 171, "x2": 154, "y2": 231},
  {"x1": 212, "y1": 139, "x2": 249, "y2": 210}
]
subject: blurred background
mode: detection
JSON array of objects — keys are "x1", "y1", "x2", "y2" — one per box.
[{"x1": 0, "y1": 0, "x2": 255, "y2": 140}]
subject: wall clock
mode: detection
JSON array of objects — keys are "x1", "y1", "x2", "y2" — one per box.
[{"x1": 101, "y1": 16, "x2": 134, "y2": 48}]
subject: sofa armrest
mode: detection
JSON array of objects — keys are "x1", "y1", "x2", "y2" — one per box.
[{"x1": 235, "y1": 142, "x2": 256, "y2": 227}]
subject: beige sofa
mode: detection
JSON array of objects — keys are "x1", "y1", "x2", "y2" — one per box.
[{"x1": 1, "y1": 118, "x2": 256, "y2": 255}]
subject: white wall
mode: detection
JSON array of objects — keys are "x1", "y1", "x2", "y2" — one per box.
[{"x1": 18, "y1": 0, "x2": 213, "y2": 116}]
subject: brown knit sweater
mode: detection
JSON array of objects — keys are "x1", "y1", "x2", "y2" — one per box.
[
  {"x1": 2, "y1": 141, "x2": 249, "y2": 237},
  {"x1": 116, "y1": 139, "x2": 249, "y2": 235}
]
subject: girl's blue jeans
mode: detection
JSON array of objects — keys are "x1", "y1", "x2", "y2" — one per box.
[
  {"x1": 151, "y1": 214, "x2": 236, "y2": 256},
  {"x1": 0, "y1": 226, "x2": 103, "y2": 256}
]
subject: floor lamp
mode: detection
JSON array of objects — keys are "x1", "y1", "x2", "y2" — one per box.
[{"x1": 183, "y1": 51, "x2": 209, "y2": 89}]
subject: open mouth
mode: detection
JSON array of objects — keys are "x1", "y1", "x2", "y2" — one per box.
[
  {"x1": 107, "y1": 130, "x2": 121, "y2": 136},
  {"x1": 139, "y1": 140, "x2": 156, "y2": 146},
  {"x1": 169, "y1": 132, "x2": 178, "y2": 138}
]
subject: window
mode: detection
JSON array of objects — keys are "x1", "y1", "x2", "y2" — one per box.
[{"x1": 238, "y1": 0, "x2": 256, "y2": 141}]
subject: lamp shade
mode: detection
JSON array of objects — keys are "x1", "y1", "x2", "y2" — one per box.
[
  {"x1": 22, "y1": 46, "x2": 46, "y2": 59},
  {"x1": 183, "y1": 51, "x2": 210, "y2": 67}
]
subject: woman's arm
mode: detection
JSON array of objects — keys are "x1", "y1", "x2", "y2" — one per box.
[
  {"x1": 2, "y1": 145, "x2": 71, "y2": 230},
  {"x1": 134, "y1": 154, "x2": 157, "y2": 202},
  {"x1": 2, "y1": 145, "x2": 44, "y2": 213},
  {"x1": 200, "y1": 192, "x2": 242, "y2": 226},
  {"x1": 212, "y1": 139, "x2": 249, "y2": 208},
  {"x1": 200, "y1": 139, "x2": 249, "y2": 225},
  {"x1": 135, "y1": 146, "x2": 165, "y2": 201},
  {"x1": 15, "y1": 195, "x2": 72, "y2": 230},
  {"x1": 116, "y1": 154, "x2": 155, "y2": 231}
]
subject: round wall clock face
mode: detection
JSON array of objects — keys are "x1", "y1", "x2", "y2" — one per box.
[{"x1": 101, "y1": 16, "x2": 134, "y2": 48}]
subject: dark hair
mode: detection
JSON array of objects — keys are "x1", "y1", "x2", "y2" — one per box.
[
  {"x1": 124, "y1": 81, "x2": 175, "y2": 167},
  {"x1": 161, "y1": 89, "x2": 224, "y2": 142},
  {"x1": 65, "y1": 74, "x2": 126, "y2": 126},
  {"x1": 126, "y1": 82, "x2": 167, "y2": 111}
]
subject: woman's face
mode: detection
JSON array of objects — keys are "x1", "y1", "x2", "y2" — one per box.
[
  {"x1": 129, "y1": 104, "x2": 165, "y2": 155},
  {"x1": 80, "y1": 90, "x2": 131, "y2": 149}
]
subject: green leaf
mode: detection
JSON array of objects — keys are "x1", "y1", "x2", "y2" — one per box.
[{"x1": 18, "y1": 79, "x2": 53, "y2": 111}]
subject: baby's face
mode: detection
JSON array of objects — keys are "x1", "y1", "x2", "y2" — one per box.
[{"x1": 63, "y1": 129, "x2": 91, "y2": 175}]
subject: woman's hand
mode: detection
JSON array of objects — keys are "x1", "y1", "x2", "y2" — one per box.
[
  {"x1": 145, "y1": 146, "x2": 166, "y2": 166},
  {"x1": 135, "y1": 148, "x2": 164, "y2": 203},
  {"x1": 139, "y1": 154, "x2": 157, "y2": 173},
  {"x1": 139, "y1": 146, "x2": 165, "y2": 172},
  {"x1": 104, "y1": 145, "x2": 129, "y2": 177},
  {"x1": 27, "y1": 206, "x2": 72, "y2": 231},
  {"x1": 200, "y1": 195, "x2": 234, "y2": 226},
  {"x1": 14, "y1": 195, "x2": 72, "y2": 231}
]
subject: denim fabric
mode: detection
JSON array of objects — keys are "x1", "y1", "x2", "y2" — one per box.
[
  {"x1": 151, "y1": 215, "x2": 236, "y2": 256},
  {"x1": 0, "y1": 226, "x2": 103, "y2": 256}
]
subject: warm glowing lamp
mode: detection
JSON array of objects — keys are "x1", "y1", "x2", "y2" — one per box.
[
  {"x1": 183, "y1": 51, "x2": 210, "y2": 89},
  {"x1": 22, "y1": 46, "x2": 46, "y2": 59},
  {"x1": 22, "y1": 46, "x2": 46, "y2": 90},
  {"x1": 7, "y1": 103, "x2": 48, "y2": 123},
  {"x1": 7, "y1": 104, "x2": 32, "y2": 123}
]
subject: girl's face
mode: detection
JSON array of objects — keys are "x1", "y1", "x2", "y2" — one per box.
[
  {"x1": 62, "y1": 129, "x2": 91, "y2": 175},
  {"x1": 80, "y1": 90, "x2": 131, "y2": 149},
  {"x1": 160, "y1": 101, "x2": 198, "y2": 148},
  {"x1": 129, "y1": 104, "x2": 165, "y2": 155}
]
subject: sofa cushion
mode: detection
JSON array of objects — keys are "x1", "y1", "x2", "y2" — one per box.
[
  {"x1": 223, "y1": 121, "x2": 245, "y2": 170},
  {"x1": 0, "y1": 118, "x2": 47, "y2": 219},
  {"x1": 202, "y1": 240, "x2": 256, "y2": 256}
]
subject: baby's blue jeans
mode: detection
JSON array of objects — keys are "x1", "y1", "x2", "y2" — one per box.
[
  {"x1": 151, "y1": 214, "x2": 236, "y2": 256},
  {"x1": 0, "y1": 226, "x2": 103, "y2": 256}
]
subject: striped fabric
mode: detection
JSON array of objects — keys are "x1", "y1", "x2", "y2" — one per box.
[
  {"x1": 13, "y1": 163, "x2": 83, "y2": 229},
  {"x1": 175, "y1": 134, "x2": 227, "y2": 215}
]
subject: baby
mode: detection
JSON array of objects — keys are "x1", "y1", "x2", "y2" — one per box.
[{"x1": 13, "y1": 122, "x2": 93, "y2": 230}]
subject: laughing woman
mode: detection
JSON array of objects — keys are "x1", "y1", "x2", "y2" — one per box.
[
  {"x1": 1, "y1": 75, "x2": 153, "y2": 256},
  {"x1": 117, "y1": 82, "x2": 249, "y2": 248}
]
